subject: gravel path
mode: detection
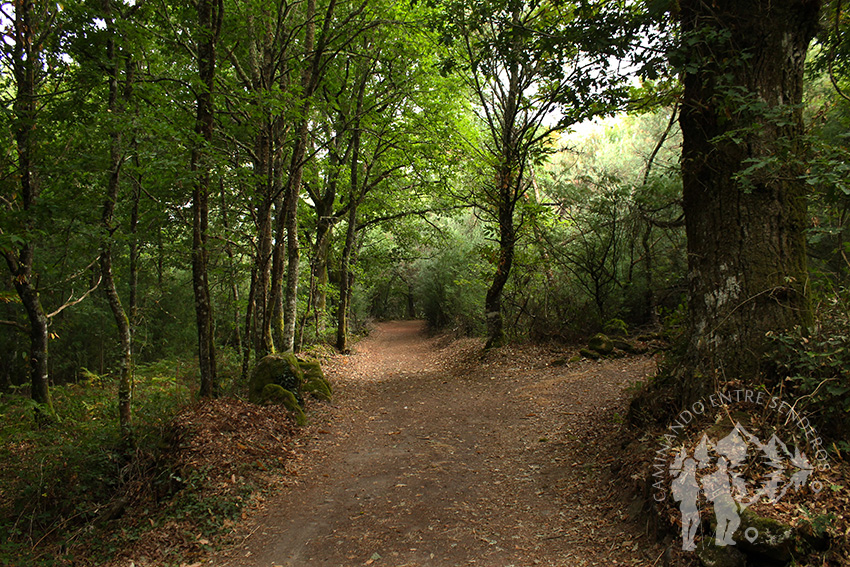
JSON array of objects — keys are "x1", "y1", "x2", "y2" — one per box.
[{"x1": 215, "y1": 320, "x2": 664, "y2": 567}]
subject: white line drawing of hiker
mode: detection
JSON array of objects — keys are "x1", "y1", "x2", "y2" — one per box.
[
  {"x1": 702, "y1": 456, "x2": 741, "y2": 546},
  {"x1": 671, "y1": 448, "x2": 701, "y2": 551},
  {"x1": 762, "y1": 434, "x2": 789, "y2": 503},
  {"x1": 716, "y1": 424, "x2": 751, "y2": 503}
]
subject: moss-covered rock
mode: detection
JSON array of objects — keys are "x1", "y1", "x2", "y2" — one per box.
[
  {"x1": 297, "y1": 357, "x2": 333, "y2": 401},
  {"x1": 588, "y1": 333, "x2": 614, "y2": 355},
  {"x1": 603, "y1": 318, "x2": 629, "y2": 337},
  {"x1": 579, "y1": 348, "x2": 601, "y2": 360},
  {"x1": 249, "y1": 353, "x2": 304, "y2": 405},
  {"x1": 735, "y1": 509, "x2": 796, "y2": 562},
  {"x1": 696, "y1": 545, "x2": 746, "y2": 567},
  {"x1": 612, "y1": 338, "x2": 636, "y2": 353},
  {"x1": 260, "y1": 384, "x2": 307, "y2": 426},
  {"x1": 297, "y1": 358, "x2": 324, "y2": 382},
  {"x1": 304, "y1": 376, "x2": 333, "y2": 401}
]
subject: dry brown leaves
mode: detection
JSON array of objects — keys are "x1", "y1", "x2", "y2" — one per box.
[{"x1": 95, "y1": 398, "x2": 302, "y2": 567}]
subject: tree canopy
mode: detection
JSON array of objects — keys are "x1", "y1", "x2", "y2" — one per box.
[{"x1": 0, "y1": 0, "x2": 847, "y2": 460}]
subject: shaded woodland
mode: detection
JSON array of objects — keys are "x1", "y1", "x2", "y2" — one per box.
[{"x1": 1, "y1": 0, "x2": 850, "y2": 563}]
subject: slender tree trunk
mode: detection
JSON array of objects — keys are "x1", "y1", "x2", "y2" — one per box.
[
  {"x1": 241, "y1": 13, "x2": 289, "y2": 356},
  {"x1": 191, "y1": 0, "x2": 222, "y2": 398},
  {"x1": 642, "y1": 224, "x2": 659, "y2": 327},
  {"x1": 336, "y1": 203, "x2": 358, "y2": 352},
  {"x1": 678, "y1": 0, "x2": 819, "y2": 401},
  {"x1": 5, "y1": 0, "x2": 54, "y2": 418},
  {"x1": 100, "y1": 4, "x2": 133, "y2": 437},
  {"x1": 484, "y1": 170, "x2": 516, "y2": 349},
  {"x1": 241, "y1": 266, "x2": 258, "y2": 383},
  {"x1": 483, "y1": 22, "x2": 521, "y2": 350},
  {"x1": 220, "y1": 180, "x2": 242, "y2": 353},
  {"x1": 282, "y1": 125, "x2": 308, "y2": 352},
  {"x1": 308, "y1": 138, "x2": 343, "y2": 340},
  {"x1": 312, "y1": 217, "x2": 334, "y2": 335},
  {"x1": 406, "y1": 284, "x2": 415, "y2": 319},
  {"x1": 270, "y1": 150, "x2": 287, "y2": 350},
  {"x1": 8, "y1": 258, "x2": 52, "y2": 415},
  {"x1": 255, "y1": 201, "x2": 273, "y2": 354},
  {"x1": 261, "y1": 116, "x2": 283, "y2": 353},
  {"x1": 335, "y1": 71, "x2": 366, "y2": 353},
  {"x1": 296, "y1": 205, "x2": 333, "y2": 350},
  {"x1": 156, "y1": 226, "x2": 164, "y2": 291},
  {"x1": 101, "y1": 5, "x2": 134, "y2": 434},
  {"x1": 279, "y1": 0, "x2": 323, "y2": 353},
  {"x1": 129, "y1": 156, "x2": 141, "y2": 332}
]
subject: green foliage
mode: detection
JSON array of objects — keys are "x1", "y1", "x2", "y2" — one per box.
[
  {"x1": 413, "y1": 216, "x2": 489, "y2": 334},
  {"x1": 766, "y1": 288, "x2": 850, "y2": 440},
  {"x1": 0, "y1": 362, "x2": 192, "y2": 566},
  {"x1": 497, "y1": 109, "x2": 686, "y2": 337}
]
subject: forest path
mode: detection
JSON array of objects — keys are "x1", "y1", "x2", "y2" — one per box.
[{"x1": 216, "y1": 321, "x2": 663, "y2": 567}]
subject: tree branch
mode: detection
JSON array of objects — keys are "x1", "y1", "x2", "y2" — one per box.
[
  {"x1": 0, "y1": 319, "x2": 26, "y2": 332},
  {"x1": 47, "y1": 274, "x2": 103, "y2": 319}
]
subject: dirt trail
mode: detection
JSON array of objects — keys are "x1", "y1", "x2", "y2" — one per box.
[{"x1": 216, "y1": 321, "x2": 663, "y2": 567}]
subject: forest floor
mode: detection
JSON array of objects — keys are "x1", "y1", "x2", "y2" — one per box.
[{"x1": 209, "y1": 320, "x2": 665, "y2": 567}]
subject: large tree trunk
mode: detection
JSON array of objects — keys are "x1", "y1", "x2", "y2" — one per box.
[
  {"x1": 191, "y1": 0, "x2": 222, "y2": 398},
  {"x1": 678, "y1": 0, "x2": 819, "y2": 400}
]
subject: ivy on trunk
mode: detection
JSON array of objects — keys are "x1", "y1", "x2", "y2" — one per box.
[{"x1": 677, "y1": 0, "x2": 820, "y2": 400}]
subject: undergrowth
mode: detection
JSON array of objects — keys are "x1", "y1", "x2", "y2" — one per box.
[
  {"x1": 0, "y1": 359, "x2": 193, "y2": 566},
  {"x1": 766, "y1": 285, "x2": 850, "y2": 445}
]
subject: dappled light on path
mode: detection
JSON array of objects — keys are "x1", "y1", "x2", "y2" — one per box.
[{"x1": 216, "y1": 321, "x2": 662, "y2": 566}]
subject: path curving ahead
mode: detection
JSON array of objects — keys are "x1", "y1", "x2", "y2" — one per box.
[{"x1": 217, "y1": 321, "x2": 662, "y2": 567}]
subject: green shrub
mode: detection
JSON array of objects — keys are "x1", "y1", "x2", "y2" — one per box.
[
  {"x1": 414, "y1": 217, "x2": 488, "y2": 335},
  {"x1": 766, "y1": 288, "x2": 850, "y2": 441},
  {"x1": 0, "y1": 359, "x2": 194, "y2": 566}
]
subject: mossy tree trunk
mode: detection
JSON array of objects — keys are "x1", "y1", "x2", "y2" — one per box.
[
  {"x1": 101, "y1": 1, "x2": 135, "y2": 434},
  {"x1": 678, "y1": 0, "x2": 819, "y2": 401},
  {"x1": 4, "y1": 0, "x2": 55, "y2": 419}
]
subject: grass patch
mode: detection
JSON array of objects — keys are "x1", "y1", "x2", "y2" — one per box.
[{"x1": 0, "y1": 356, "x2": 300, "y2": 567}]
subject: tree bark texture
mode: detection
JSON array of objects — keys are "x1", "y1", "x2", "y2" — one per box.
[
  {"x1": 484, "y1": 180, "x2": 516, "y2": 349},
  {"x1": 5, "y1": 0, "x2": 54, "y2": 417},
  {"x1": 479, "y1": 8, "x2": 523, "y2": 350},
  {"x1": 102, "y1": 6, "x2": 134, "y2": 433},
  {"x1": 191, "y1": 0, "x2": 222, "y2": 398},
  {"x1": 678, "y1": 0, "x2": 819, "y2": 398}
]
